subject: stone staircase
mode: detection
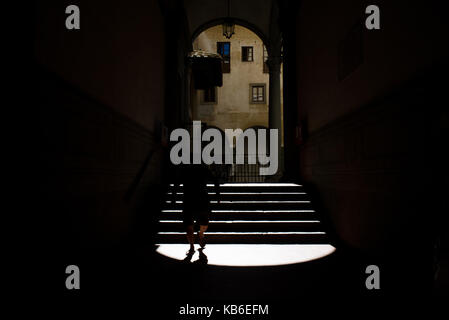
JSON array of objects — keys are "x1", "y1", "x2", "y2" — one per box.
[{"x1": 156, "y1": 183, "x2": 329, "y2": 245}]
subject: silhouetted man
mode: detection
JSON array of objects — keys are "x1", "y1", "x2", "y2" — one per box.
[{"x1": 171, "y1": 163, "x2": 220, "y2": 253}]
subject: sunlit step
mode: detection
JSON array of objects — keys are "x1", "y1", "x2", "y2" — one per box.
[
  {"x1": 159, "y1": 220, "x2": 321, "y2": 223},
  {"x1": 158, "y1": 220, "x2": 323, "y2": 232},
  {"x1": 167, "y1": 200, "x2": 310, "y2": 204},
  {"x1": 160, "y1": 210, "x2": 318, "y2": 221},
  {"x1": 165, "y1": 193, "x2": 309, "y2": 201},
  {"x1": 155, "y1": 232, "x2": 328, "y2": 244},
  {"x1": 213, "y1": 183, "x2": 302, "y2": 187},
  {"x1": 169, "y1": 183, "x2": 302, "y2": 187},
  {"x1": 166, "y1": 192, "x2": 306, "y2": 195},
  {"x1": 164, "y1": 202, "x2": 314, "y2": 210},
  {"x1": 161, "y1": 210, "x2": 315, "y2": 213},
  {"x1": 158, "y1": 232, "x2": 325, "y2": 235},
  {"x1": 167, "y1": 184, "x2": 304, "y2": 193}
]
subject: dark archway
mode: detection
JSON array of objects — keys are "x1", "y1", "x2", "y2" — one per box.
[{"x1": 192, "y1": 18, "x2": 271, "y2": 54}]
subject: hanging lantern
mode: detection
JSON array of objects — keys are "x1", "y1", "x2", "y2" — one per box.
[
  {"x1": 222, "y1": 0, "x2": 235, "y2": 39},
  {"x1": 222, "y1": 19, "x2": 235, "y2": 39}
]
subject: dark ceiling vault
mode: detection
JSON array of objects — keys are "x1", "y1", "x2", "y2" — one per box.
[{"x1": 184, "y1": 0, "x2": 274, "y2": 43}]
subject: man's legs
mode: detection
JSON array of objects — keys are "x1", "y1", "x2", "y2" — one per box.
[
  {"x1": 197, "y1": 209, "x2": 210, "y2": 248},
  {"x1": 198, "y1": 225, "x2": 208, "y2": 248},
  {"x1": 184, "y1": 209, "x2": 195, "y2": 252},
  {"x1": 186, "y1": 225, "x2": 195, "y2": 251}
]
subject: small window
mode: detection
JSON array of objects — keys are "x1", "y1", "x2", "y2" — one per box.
[
  {"x1": 242, "y1": 46, "x2": 254, "y2": 62},
  {"x1": 250, "y1": 84, "x2": 266, "y2": 104},
  {"x1": 263, "y1": 45, "x2": 269, "y2": 73},
  {"x1": 217, "y1": 42, "x2": 231, "y2": 73},
  {"x1": 202, "y1": 87, "x2": 217, "y2": 104}
]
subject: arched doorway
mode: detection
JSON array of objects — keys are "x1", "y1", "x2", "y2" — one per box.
[
  {"x1": 155, "y1": 2, "x2": 335, "y2": 270},
  {"x1": 188, "y1": 23, "x2": 284, "y2": 179},
  {"x1": 190, "y1": 24, "x2": 272, "y2": 135}
]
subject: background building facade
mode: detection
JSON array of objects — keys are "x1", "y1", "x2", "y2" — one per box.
[{"x1": 192, "y1": 25, "x2": 283, "y2": 139}]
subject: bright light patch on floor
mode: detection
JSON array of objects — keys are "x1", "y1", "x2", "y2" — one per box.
[
  {"x1": 167, "y1": 192, "x2": 307, "y2": 195},
  {"x1": 159, "y1": 220, "x2": 321, "y2": 223},
  {"x1": 156, "y1": 244, "x2": 336, "y2": 267},
  {"x1": 167, "y1": 200, "x2": 310, "y2": 204},
  {"x1": 162, "y1": 209, "x2": 315, "y2": 213},
  {"x1": 210, "y1": 210, "x2": 315, "y2": 213},
  {"x1": 213, "y1": 192, "x2": 306, "y2": 195},
  {"x1": 158, "y1": 232, "x2": 325, "y2": 235},
  {"x1": 210, "y1": 200, "x2": 310, "y2": 204}
]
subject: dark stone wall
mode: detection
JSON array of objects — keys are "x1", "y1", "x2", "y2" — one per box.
[
  {"x1": 298, "y1": 74, "x2": 448, "y2": 250},
  {"x1": 34, "y1": 0, "x2": 167, "y2": 251},
  {"x1": 295, "y1": 0, "x2": 448, "y2": 134},
  {"x1": 294, "y1": 0, "x2": 449, "y2": 286},
  {"x1": 34, "y1": 0, "x2": 166, "y2": 132},
  {"x1": 38, "y1": 71, "x2": 165, "y2": 249}
]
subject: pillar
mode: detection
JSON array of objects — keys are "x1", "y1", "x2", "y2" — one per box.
[{"x1": 268, "y1": 52, "x2": 283, "y2": 176}]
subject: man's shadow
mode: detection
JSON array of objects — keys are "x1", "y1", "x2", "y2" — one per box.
[
  {"x1": 183, "y1": 248, "x2": 208, "y2": 265},
  {"x1": 194, "y1": 248, "x2": 208, "y2": 265}
]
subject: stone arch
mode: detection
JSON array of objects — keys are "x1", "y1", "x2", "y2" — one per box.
[{"x1": 191, "y1": 18, "x2": 271, "y2": 54}]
